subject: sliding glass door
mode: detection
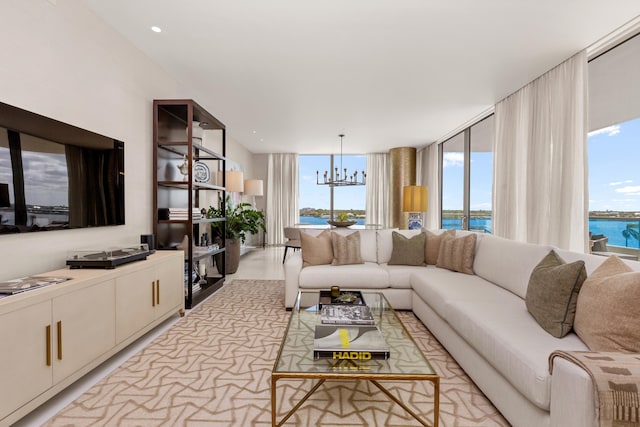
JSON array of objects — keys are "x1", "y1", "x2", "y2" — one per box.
[{"x1": 440, "y1": 115, "x2": 494, "y2": 232}]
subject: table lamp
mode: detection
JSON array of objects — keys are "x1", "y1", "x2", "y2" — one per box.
[{"x1": 402, "y1": 185, "x2": 427, "y2": 230}]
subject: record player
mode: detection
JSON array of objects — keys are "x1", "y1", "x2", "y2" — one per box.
[{"x1": 66, "y1": 244, "x2": 150, "y2": 269}]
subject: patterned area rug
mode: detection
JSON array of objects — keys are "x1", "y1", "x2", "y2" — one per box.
[{"x1": 44, "y1": 280, "x2": 509, "y2": 426}]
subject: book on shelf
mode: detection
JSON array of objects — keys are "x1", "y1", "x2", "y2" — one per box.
[
  {"x1": 158, "y1": 208, "x2": 202, "y2": 220},
  {"x1": 321, "y1": 304, "x2": 375, "y2": 325},
  {"x1": 313, "y1": 325, "x2": 390, "y2": 360}
]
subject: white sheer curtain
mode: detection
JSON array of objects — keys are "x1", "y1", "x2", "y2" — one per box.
[
  {"x1": 493, "y1": 50, "x2": 588, "y2": 252},
  {"x1": 417, "y1": 143, "x2": 440, "y2": 229},
  {"x1": 365, "y1": 153, "x2": 390, "y2": 228},
  {"x1": 266, "y1": 154, "x2": 298, "y2": 245}
]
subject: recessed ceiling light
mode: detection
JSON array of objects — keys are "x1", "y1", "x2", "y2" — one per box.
[
  {"x1": 151, "y1": 26, "x2": 162, "y2": 33},
  {"x1": 252, "y1": 130, "x2": 257, "y2": 134}
]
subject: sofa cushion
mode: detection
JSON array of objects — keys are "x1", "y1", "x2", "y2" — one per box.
[
  {"x1": 411, "y1": 267, "x2": 588, "y2": 410},
  {"x1": 299, "y1": 262, "x2": 390, "y2": 289},
  {"x1": 436, "y1": 232, "x2": 477, "y2": 274},
  {"x1": 383, "y1": 265, "x2": 428, "y2": 289},
  {"x1": 411, "y1": 266, "x2": 501, "y2": 320},
  {"x1": 574, "y1": 256, "x2": 640, "y2": 352},
  {"x1": 473, "y1": 234, "x2": 554, "y2": 299},
  {"x1": 331, "y1": 231, "x2": 364, "y2": 266},
  {"x1": 376, "y1": 229, "x2": 421, "y2": 264},
  {"x1": 555, "y1": 248, "x2": 640, "y2": 275},
  {"x1": 388, "y1": 231, "x2": 426, "y2": 266},
  {"x1": 525, "y1": 250, "x2": 587, "y2": 338},
  {"x1": 300, "y1": 230, "x2": 333, "y2": 267},
  {"x1": 425, "y1": 229, "x2": 455, "y2": 265},
  {"x1": 445, "y1": 297, "x2": 589, "y2": 411}
]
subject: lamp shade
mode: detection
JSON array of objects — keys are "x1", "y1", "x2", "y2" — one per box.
[
  {"x1": 402, "y1": 185, "x2": 428, "y2": 212},
  {"x1": 226, "y1": 170, "x2": 244, "y2": 193},
  {"x1": 244, "y1": 179, "x2": 264, "y2": 196}
]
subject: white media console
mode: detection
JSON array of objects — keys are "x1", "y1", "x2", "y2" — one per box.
[{"x1": 0, "y1": 251, "x2": 184, "y2": 426}]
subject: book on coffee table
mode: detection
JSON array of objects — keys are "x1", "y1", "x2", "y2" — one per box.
[
  {"x1": 320, "y1": 304, "x2": 375, "y2": 325},
  {"x1": 313, "y1": 325, "x2": 390, "y2": 360}
]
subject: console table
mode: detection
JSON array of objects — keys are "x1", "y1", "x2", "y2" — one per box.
[{"x1": 0, "y1": 251, "x2": 184, "y2": 427}]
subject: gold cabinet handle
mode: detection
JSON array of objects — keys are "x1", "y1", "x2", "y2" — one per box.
[
  {"x1": 152, "y1": 281, "x2": 156, "y2": 307},
  {"x1": 57, "y1": 320, "x2": 63, "y2": 360},
  {"x1": 156, "y1": 280, "x2": 160, "y2": 305},
  {"x1": 46, "y1": 324, "x2": 51, "y2": 366}
]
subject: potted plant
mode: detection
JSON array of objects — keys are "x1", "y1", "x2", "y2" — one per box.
[{"x1": 207, "y1": 195, "x2": 266, "y2": 274}]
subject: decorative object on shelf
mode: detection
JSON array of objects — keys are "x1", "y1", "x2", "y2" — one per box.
[
  {"x1": 207, "y1": 195, "x2": 266, "y2": 274},
  {"x1": 177, "y1": 155, "x2": 189, "y2": 180},
  {"x1": 192, "y1": 121, "x2": 204, "y2": 141},
  {"x1": 316, "y1": 134, "x2": 366, "y2": 187},
  {"x1": 194, "y1": 161, "x2": 210, "y2": 183},
  {"x1": 402, "y1": 185, "x2": 428, "y2": 230}
]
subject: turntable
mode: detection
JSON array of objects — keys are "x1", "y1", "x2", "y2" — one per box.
[{"x1": 66, "y1": 244, "x2": 150, "y2": 269}]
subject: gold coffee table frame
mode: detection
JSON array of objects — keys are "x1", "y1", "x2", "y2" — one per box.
[{"x1": 271, "y1": 291, "x2": 439, "y2": 426}]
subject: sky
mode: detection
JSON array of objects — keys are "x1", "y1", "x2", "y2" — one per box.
[
  {"x1": 588, "y1": 117, "x2": 640, "y2": 212},
  {"x1": 299, "y1": 154, "x2": 366, "y2": 211}
]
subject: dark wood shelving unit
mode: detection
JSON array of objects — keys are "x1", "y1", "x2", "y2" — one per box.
[{"x1": 153, "y1": 99, "x2": 227, "y2": 309}]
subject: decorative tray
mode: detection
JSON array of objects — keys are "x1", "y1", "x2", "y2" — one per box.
[{"x1": 318, "y1": 290, "x2": 365, "y2": 308}]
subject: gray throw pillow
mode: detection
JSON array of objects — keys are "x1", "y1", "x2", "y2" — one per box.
[
  {"x1": 388, "y1": 231, "x2": 426, "y2": 266},
  {"x1": 525, "y1": 250, "x2": 587, "y2": 338}
]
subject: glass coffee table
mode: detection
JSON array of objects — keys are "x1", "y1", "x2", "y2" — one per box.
[{"x1": 271, "y1": 290, "x2": 439, "y2": 426}]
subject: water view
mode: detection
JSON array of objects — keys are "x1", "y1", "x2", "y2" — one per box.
[{"x1": 299, "y1": 213, "x2": 640, "y2": 249}]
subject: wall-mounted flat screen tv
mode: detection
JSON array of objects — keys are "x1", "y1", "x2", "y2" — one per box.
[{"x1": 0, "y1": 101, "x2": 124, "y2": 234}]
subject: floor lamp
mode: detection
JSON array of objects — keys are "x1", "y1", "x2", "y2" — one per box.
[{"x1": 402, "y1": 185, "x2": 428, "y2": 230}]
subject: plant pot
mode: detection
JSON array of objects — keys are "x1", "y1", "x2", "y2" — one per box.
[{"x1": 224, "y1": 238, "x2": 241, "y2": 274}]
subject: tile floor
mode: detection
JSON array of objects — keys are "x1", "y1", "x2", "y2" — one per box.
[{"x1": 14, "y1": 246, "x2": 286, "y2": 427}]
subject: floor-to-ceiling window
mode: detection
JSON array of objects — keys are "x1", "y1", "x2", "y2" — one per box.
[
  {"x1": 440, "y1": 115, "x2": 494, "y2": 232},
  {"x1": 588, "y1": 33, "x2": 640, "y2": 250},
  {"x1": 441, "y1": 132, "x2": 465, "y2": 230},
  {"x1": 299, "y1": 154, "x2": 366, "y2": 225}
]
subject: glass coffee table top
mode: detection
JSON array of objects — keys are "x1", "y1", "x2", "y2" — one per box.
[
  {"x1": 273, "y1": 290, "x2": 436, "y2": 377},
  {"x1": 271, "y1": 290, "x2": 439, "y2": 426}
]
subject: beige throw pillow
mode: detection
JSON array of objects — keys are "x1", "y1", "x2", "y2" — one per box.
[
  {"x1": 300, "y1": 230, "x2": 333, "y2": 267},
  {"x1": 388, "y1": 231, "x2": 426, "y2": 266},
  {"x1": 331, "y1": 231, "x2": 364, "y2": 266},
  {"x1": 436, "y1": 232, "x2": 476, "y2": 274},
  {"x1": 525, "y1": 250, "x2": 587, "y2": 338},
  {"x1": 425, "y1": 229, "x2": 455, "y2": 265},
  {"x1": 574, "y1": 256, "x2": 640, "y2": 352}
]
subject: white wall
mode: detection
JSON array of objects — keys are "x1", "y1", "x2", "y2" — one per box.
[{"x1": 0, "y1": 1, "x2": 179, "y2": 279}]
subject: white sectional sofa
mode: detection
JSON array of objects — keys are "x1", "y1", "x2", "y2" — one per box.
[{"x1": 283, "y1": 228, "x2": 640, "y2": 427}]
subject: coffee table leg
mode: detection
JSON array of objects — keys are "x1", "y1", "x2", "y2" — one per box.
[
  {"x1": 370, "y1": 379, "x2": 435, "y2": 427},
  {"x1": 434, "y1": 377, "x2": 439, "y2": 427},
  {"x1": 271, "y1": 375, "x2": 277, "y2": 427},
  {"x1": 272, "y1": 378, "x2": 326, "y2": 427}
]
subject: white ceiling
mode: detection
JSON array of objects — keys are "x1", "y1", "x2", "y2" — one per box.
[{"x1": 82, "y1": 0, "x2": 640, "y2": 154}]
